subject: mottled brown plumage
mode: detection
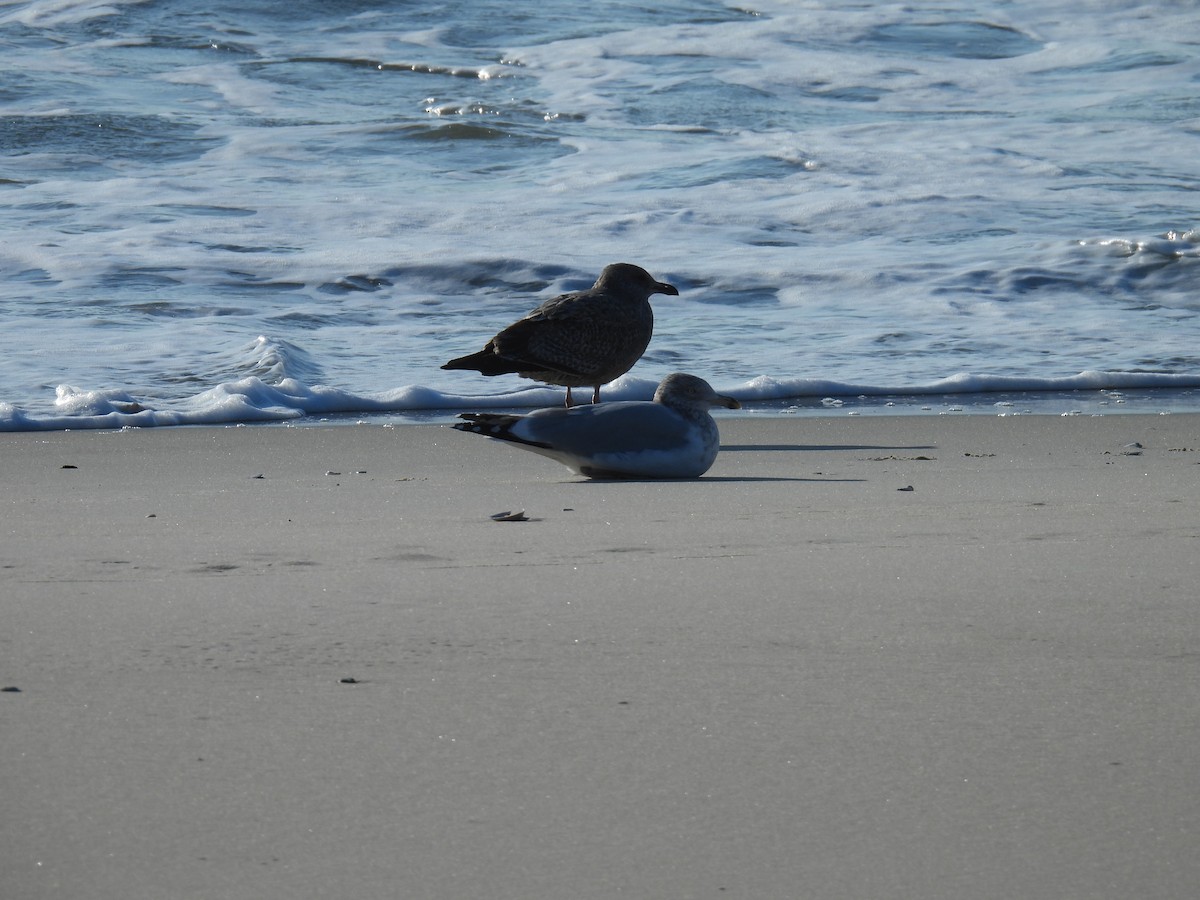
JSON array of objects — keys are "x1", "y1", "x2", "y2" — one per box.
[{"x1": 442, "y1": 263, "x2": 678, "y2": 406}]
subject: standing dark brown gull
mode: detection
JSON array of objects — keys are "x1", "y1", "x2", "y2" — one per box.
[
  {"x1": 441, "y1": 263, "x2": 678, "y2": 406},
  {"x1": 452, "y1": 373, "x2": 740, "y2": 479}
]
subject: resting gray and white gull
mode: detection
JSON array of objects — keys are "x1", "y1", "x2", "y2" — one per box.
[
  {"x1": 452, "y1": 372, "x2": 740, "y2": 479},
  {"x1": 441, "y1": 263, "x2": 677, "y2": 407}
]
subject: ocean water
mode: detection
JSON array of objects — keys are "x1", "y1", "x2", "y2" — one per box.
[{"x1": 2, "y1": 0, "x2": 1199, "y2": 430}]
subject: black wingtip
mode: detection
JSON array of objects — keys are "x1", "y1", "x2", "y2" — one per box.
[{"x1": 452, "y1": 413, "x2": 553, "y2": 449}]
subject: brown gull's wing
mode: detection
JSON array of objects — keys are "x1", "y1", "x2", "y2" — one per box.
[{"x1": 491, "y1": 290, "x2": 653, "y2": 381}]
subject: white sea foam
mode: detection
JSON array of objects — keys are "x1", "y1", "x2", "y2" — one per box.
[{"x1": 4, "y1": 365, "x2": 1199, "y2": 431}]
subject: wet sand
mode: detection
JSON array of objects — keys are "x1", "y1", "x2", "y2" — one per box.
[{"x1": 4, "y1": 415, "x2": 1199, "y2": 899}]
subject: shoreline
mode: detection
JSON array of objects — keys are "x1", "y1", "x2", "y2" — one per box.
[
  {"x1": 5, "y1": 381, "x2": 1200, "y2": 432},
  {"x1": 4, "y1": 414, "x2": 1199, "y2": 899}
]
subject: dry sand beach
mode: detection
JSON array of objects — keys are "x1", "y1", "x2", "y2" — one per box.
[{"x1": 4, "y1": 414, "x2": 1200, "y2": 899}]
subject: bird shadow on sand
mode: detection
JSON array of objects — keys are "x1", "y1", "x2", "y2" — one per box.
[
  {"x1": 721, "y1": 443, "x2": 938, "y2": 453},
  {"x1": 702, "y1": 475, "x2": 865, "y2": 484},
  {"x1": 571, "y1": 474, "x2": 864, "y2": 484}
]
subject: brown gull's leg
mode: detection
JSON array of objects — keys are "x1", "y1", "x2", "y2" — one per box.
[
  {"x1": 565, "y1": 386, "x2": 574, "y2": 408},
  {"x1": 591, "y1": 385, "x2": 601, "y2": 404}
]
